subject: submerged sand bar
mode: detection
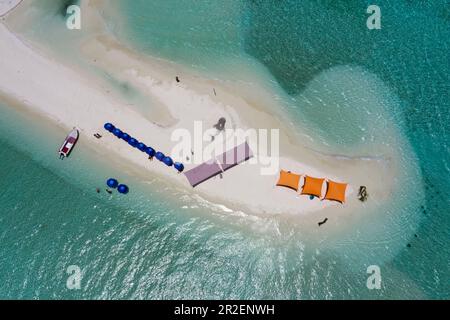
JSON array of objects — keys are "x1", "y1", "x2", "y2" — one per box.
[{"x1": 0, "y1": 0, "x2": 22, "y2": 17}]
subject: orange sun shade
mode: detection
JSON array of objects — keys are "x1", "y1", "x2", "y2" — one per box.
[
  {"x1": 276, "y1": 170, "x2": 301, "y2": 191},
  {"x1": 301, "y1": 176, "x2": 325, "y2": 198},
  {"x1": 324, "y1": 180, "x2": 348, "y2": 203}
]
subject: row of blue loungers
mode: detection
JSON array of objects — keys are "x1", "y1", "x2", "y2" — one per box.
[{"x1": 103, "y1": 123, "x2": 184, "y2": 173}]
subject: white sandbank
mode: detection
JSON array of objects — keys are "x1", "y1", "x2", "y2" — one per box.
[
  {"x1": 0, "y1": 0, "x2": 21, "y2": 17},
  {"x1": 0, "y1": 5, "x2": 398, "y2": 225}
]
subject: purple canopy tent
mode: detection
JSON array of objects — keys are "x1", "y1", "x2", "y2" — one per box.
[
  {"x1": 216, "y1": 141, "x2": 253, "y2": 172},
  {"x1": 184, "y1": 142, "x2": 253, "y2": 188}
]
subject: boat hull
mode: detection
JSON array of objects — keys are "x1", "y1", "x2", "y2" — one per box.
[{"x1": 59, "y1": 128, "x2": 79, "y2": 158}]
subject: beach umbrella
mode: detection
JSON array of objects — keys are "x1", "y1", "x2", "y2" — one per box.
[
  {"x1": 145, "y1": 147, "x2": 156, "y2": 157},
  {"x1": 155, "y1": 152, "x2": 165, "y2": 161},
  {"x1": 163, "y1": 156, "x2": 174, "y2": 167},
  {"x1": 174, "y1": 162, "x2": 184, "y2": 173},
  {"x1": 106, "y1": 178, "x2": 119, "y2": 189},
  {"x1": 104, "y1": 123, "x2": 115, "y2": 132},
  {"x1": 117, "y1": 184, "x2": 129, "y2": 194},
  {"x1": 113, "y1": 128, "x2": 123, "y2": 138},
  {"x1": 128, "y1": 138, "x2": 138, "y2": 147},
  {"x1": 137, "y1": 142, "x2": 147, "y2": 152},
  {"x1": 121, "y1": 133, "x2": 131, "y2": 142}
]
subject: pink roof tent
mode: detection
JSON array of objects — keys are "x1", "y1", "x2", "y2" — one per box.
[
  {"x1": 216, "y1": 141, "x2": 253, "y2": 172},
  {"x1": 184, "y1": 142, "x2": 253, "y2": 188},
  {"x1": 184, "y1": 161, "x2": 223, "y2": 188}
]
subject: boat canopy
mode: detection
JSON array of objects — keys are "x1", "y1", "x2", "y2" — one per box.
[
  {"x1": 301, "y1": 176, "x2": 325, "y2": 198},
  {"x1": 276, "y1": 170, "x2": 301, "y2": 191},
  {"x1": 324, "y1": 180, "x2": 348, "y2": 203}
]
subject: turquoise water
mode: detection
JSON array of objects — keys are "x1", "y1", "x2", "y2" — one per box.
[{"x1": 0, "y1": 0, "x2": 448, "y2": 299}]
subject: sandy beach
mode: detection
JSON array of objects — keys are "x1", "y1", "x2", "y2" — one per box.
[
  {"x1": 0, "y1": 1, "x2": 401, "y2": 226},
  {"x1": 0, "y1": 0, "x2": 21, "y2": 17}
]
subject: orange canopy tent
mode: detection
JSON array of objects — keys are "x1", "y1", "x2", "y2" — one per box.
[
  {"x1": 276, "y1": 170, "x2": 301, "y2": 191},
  {"x1": 301, "y1": 176, "x2": 325, "y2": 198},
  {"x1": 324, "y1": 180, "x2": 348, "y2": 203}
]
